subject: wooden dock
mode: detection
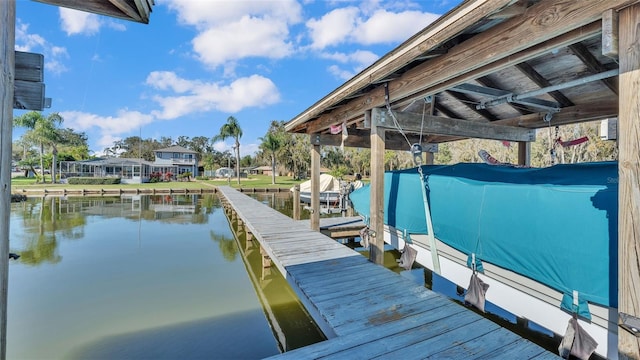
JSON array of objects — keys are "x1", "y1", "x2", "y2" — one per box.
[
  {"x1": 217, "y1": 186, "x2": 560, "y2": 359},
  {"x1": 298, "y1": 216, "x2": 365, "y2": 239}
]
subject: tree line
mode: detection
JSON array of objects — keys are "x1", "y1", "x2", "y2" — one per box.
[{"x1": 12, "y1": 111, "x2": 617, "y2": 185}]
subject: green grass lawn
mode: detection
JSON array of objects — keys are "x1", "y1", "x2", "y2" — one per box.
[{"x1": 11, "y1": 174, "x2": 304, "y2": 191}]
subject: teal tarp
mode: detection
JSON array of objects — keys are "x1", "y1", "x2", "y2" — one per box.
[{"x1": 349, "y1": 162, "x2": 618, "y2": 308}]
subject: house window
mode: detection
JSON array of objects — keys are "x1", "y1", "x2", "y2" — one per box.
[{"x1": 173, "y1": 152, "x2": 180, "y2": 159}]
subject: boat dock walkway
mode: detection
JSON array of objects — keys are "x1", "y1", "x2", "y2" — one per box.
[
  {"x1": 216, "y1": 186, "x2": 560, "y2": 359},
  {"x1": 298, "y1": 216, "x2": 365, "y2": 239}
]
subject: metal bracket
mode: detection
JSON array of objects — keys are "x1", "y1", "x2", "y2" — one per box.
[
  {"x1": 543, "y1": 112, "x2": 553, "y2": 123},
  {"x1": 411, "y1": 143, "x2": 423, "y2": 166},
  {"x1": 619, "y1": 312, "x2": 640, "y2": 337}
]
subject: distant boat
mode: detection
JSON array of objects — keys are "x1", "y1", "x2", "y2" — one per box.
[
  {"x1": 349, "y1": 161, "x2": 618, "y2": 359},
  {"x1": 293, "y1": 174, "x2": 342, "y2": 205}
]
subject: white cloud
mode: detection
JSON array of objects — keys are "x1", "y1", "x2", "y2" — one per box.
[
  {"x1": 193, "y1": 16, "x2": 294, "y2": 68},
  {"x1": 353, "y1": 9, "x2": 438, "y2": 44},
  {"x1": 163, "y1": 0, "x2": 302, "y2": 69},
  {"x1": 163, "y1": 0, "x2": 302, "y2": 28},
  {"x1": 14, "y1": 21, "x2": 69, "y2": 75},
  {"x1": 146, "y1": 71, "x2": 281, "y2": 119},
  {"x1": 61, "y1": 110, "x2": 154, "y2": 150},
  {"x1": 59, "y1": 8, "x2": 102, "y2": 36},
  {"x1": 322, "y1": 50, "x2": 379, "y2": 80},
  {"x1": 306, "y1": 7, "x2": 359, "y2": 50},
  {"x1": 306, "y1": 4, "x2": 439, "y2": 49}
]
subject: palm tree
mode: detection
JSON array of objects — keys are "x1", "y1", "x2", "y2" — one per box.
[
  {"x1": 259, "y1": 132, "x2": 282, "y2": 185},
  {"x1": 14, "y1": 111, "x2": 63, "y2": 183},
  {"x1": 213, "y1": 116, "x2": 243, "y2": 185}
]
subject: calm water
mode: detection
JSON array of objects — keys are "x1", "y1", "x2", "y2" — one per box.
[
  {"x1": 8, "y1": 194, "x2": 324, "y2": 359},
  {"x1": 8, "y1": 192, "x2": 563, "y2": 359}
]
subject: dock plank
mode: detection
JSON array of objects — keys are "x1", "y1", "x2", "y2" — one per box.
[{"x1": 216, "y1": 186, "x2": 560, "y2": 360}]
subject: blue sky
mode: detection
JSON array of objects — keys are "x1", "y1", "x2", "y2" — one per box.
[{"x1": 13, "y1": 0, "x2": 456, "y2": 157}]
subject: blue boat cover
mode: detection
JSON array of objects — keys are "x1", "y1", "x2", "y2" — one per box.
[{"x1": 349, "y1": 162, "x2": 618, "y2": 308}]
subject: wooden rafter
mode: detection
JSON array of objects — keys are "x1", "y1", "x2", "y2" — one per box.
[
  {"x1": 371, "y1": 108, "x2": 536, "y2": 142},
  {"x1": 515, "y1": 62, "x2": 574, "y2": 107},
  {"x1": 285, "y1": 0, "x2": 516, "y2": 131},
  {"x1": 299, "y1": 6, "x2": 609, "y2": 135},
  {"x1": 444, "y1": 90, "x2": 497, "y2": 121},
  {"x1": 569, "y1": 42, "x2": 618, "y2": 94},
  {"x1": 476, "y1": 76, "x2": 531, "y2": 115}
]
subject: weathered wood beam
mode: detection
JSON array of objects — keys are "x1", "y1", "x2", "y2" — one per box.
[
  {"x1": 314, "y1": 129, "x2": 438, "y2": 151},
  {"x1": 617, "y1": 4, "x2": 640, "y2": 358},
  {"x1": 517, "y1": 141, "x2": 530, "y2": 166},
  {"x1": 33, "y1": 0, "x2": 152, "y2": 23},
  {"x1": 444, "y1": 90, "x2": 498, "y2": 120},
  {"x1": 310, "y1": 141, "x2": 320, "y2": 231},
  {"x1": 495, "y1": 101, "x2": 618, "y2": 128},
  {"x1": 569, "y1": 42, "x2": 618, "y2": 94},
  {"x1": 285, "y1": 0, "x2": 516, "y2": 132},
  {"x1": 515, "y1": 62, "x2": 574, "y2": 107},
  {"x1": 434, "y1": 102, "x2": 464, "y2": 119},
  {"x1": 302, "y1": 18, "x2": 603, "y2": 135},
  {"x1": 476, "y1": 76, "x2": 531, "y2": 115},
  {"x1": 0, "y1": 2, "x2": 14, "y2": 358},
  {"x1": 602, "y1": 9, "x2": 619, "y2": 58},
  {"x1": 369, "y1": 110, "x2": 385, "y2": 265},
  {"x1": 371, "y1": 108, "x2": 535, "y2": 142},
  {"x1": 487, "y1": 0, "x2": 528, "y2": 19}
]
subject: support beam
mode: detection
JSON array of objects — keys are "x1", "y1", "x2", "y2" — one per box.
[
  {"x1": 292, "y1": 185, "x2": 300, "y2": 221},
  {"x1": 298, "y1": 0, "x2": 618, "y2": 134},
  {"x1": 310, "y1": 139, "x2": 320, "y2": 231},
  {"x1": 425, "y1": 99, "x2": 435, "y2": 165},
  {"x1": 314, "y1": 129, "x2": 437, "y2": 152},
  {"x1": 517, "y1": 141, "x2": 530, "y2": 166},
  {"x1": 371, "y1": 108, "x2": 535, "y2": 142},
  {"x1": 603, "y1": 9, "x2": 619, "y2": 58},
  {"x1": 369, "y1": 110, "x2": 385, "y2": 265},
  {"x1": 617, "y1": 4, "x2": 640, "y2": 358},
  {"x1": 569, "y1": 42, "x2": 618, "y2": 95},
  {"x1": 495, "y1": 102, "x2": 618, "y2": 128},
  {"x1": 285, "y1": 0, "x2": 515, "y2": 131},
  {"x1": 0, "y1": 2, "x2": 14, "y2": 359}
]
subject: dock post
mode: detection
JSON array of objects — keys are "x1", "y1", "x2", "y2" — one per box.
[
  {"x1": 369, "y1": 109, "x2": 385, "y2": 265},
  {"x1": 292, "y1": 185, "x2": 300, "y2": 220},
  {"x1": 0, "y1": 2, "x2": 15, "y2": 357},
  {"x1": 310, "y1": 136, "x2": 321, "y2": 231},
  {"x1": 618, "y1": 4, "x2": 640, "y2": 358},
  {"x1": 260, "y1": 247, "x2": 271, "y2": 268}
]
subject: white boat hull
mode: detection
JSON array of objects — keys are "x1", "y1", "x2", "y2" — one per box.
[{"x1": 383, "y1": 225, "x2": 617, "y2": 360}]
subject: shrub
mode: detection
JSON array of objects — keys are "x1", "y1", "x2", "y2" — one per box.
[{"x1": 67, "y1": 177, "x2": 121, "y2": 185}]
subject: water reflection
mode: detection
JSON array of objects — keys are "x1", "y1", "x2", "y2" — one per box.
[
  {"x1": 8, "y1": 195, "x2": 287, "y2": 359},
  {"x1": 221, "y1": 204, "x2": 327, "y2": 351}
]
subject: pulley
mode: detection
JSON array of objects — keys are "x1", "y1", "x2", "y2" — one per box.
[{"x1": 411, "y1": 143, "x2": 423, "y2": 166}]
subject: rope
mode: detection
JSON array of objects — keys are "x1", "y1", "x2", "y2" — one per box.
[{"x1": 384, "y1": 83, "x2": 440, "y2": 274}]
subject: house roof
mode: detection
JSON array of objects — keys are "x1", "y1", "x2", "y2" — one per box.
[
  {"x1": 33, "y1": 0, "x2": 153, "y2": 24},
  {"x1": 68, "y1": 157, "x2": 154, "y2": 166},
  {"x1": 285, "y1": 0, "x2": 628, "y2": 150},
  {"x1": 155, "y1": 145, "x2": 197, "y2": 154}
]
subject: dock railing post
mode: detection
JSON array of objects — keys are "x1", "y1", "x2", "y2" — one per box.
[
  {"x1": 310, "y1": 137, "x2": 320, "y2": 231},
  {"x1": 293, "y1": 185, "x2": 300, "y2": 220},
  {"x1": 0, "y1": 2, "x2": 15, "y2": 358}
]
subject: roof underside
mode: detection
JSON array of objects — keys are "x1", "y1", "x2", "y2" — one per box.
[
  {"x1": 33, "y1": 0, "x2": 153, "y2": 23},
  {"x1": 285, "y1": 0, "x2": 634, "y2": 147}
]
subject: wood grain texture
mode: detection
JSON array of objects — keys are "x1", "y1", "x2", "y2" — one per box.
[
  {"x1": 617, "y1": 3, "x2": 640, "y2": 359},
  {"x1": 216, "y1": 187, "x2": 559, "y2": 359},
  {"x1": 0, "y1": 2, "x2": 15, "y2": 358}
]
